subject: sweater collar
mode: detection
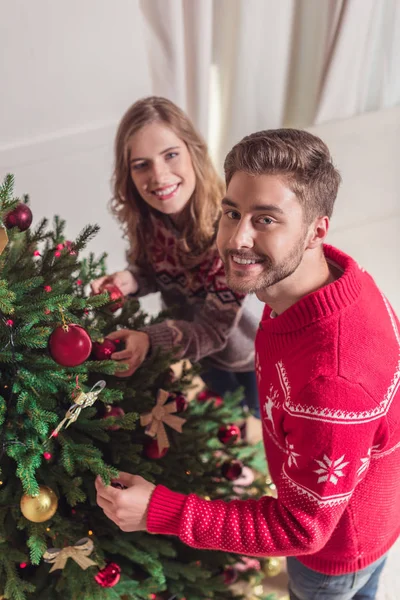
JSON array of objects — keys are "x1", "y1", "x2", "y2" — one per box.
[{"x1": 259, "y1": 245, "x2": 363, "y2": 334}]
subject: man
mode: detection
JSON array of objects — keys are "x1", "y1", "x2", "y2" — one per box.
[{"x1": 96, "y1": 129, "x2": 400, "y2": 599}]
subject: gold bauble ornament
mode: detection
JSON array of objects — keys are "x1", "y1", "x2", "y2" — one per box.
[
  {"x1": 20, "y1": 485, "x2": 58, "y2": 523},
  {"x1": 262, "y1": 557, "x2": 281, "y2": 577}
]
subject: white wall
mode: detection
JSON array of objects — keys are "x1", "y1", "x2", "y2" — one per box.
[
  {"x1": 310, "y1": 106, "x2": 400, "y2": 315},
  {"x1": 0, "y1": 0, "x2": 151, "y2": 274}
]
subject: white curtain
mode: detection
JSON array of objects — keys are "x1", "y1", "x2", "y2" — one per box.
[
  {"x1": 140, "y1": 0, "x2": 400, "y2": 166},
  {"x1": 139, "y1": 0, "x2": 213, "y2": 139},
  {"x1": 315, "y1": 0, "x2": 400, "y2": 124}
]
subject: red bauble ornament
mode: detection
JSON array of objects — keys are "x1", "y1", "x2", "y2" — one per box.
[
  {"x1": 4, "y1": 203, "x2": 33, "y2": 232},
  {"x1": 174, "y1": 393, "x2": 188, "y2": 412},
  {"x1": 48, "y1": 324, "x2": 92, "y2": 367},
  {"x1": 103, "y1": 405, "x2": 125, "y2": 431},
  {"x1": 144, "y1": 439, "x2": 168, "y2": 459},
  {"x1": 94, "y1": 562, "x2": 121, "y2": 587},
  {"x1": 92, "y1": 338, "x2": 117, "y2": 360},
  {"x1": 197, "y1": 389, "x2": 223, "y2": 407},
  {"x1": 221, "y1": 459, "x2": 243, "y2": 481},
  {"x1": 43, "y1": 452, "x2": 52, "y2": 461},
  {"x1": 223, "y1": 566, "x2": 238, "y2": 585},
  {"x1": 100, "y1": 283, "x2": 125, "y2": 312},
  {"x1": 217, "y1": 423, "x2": 241, "y2": 445}
]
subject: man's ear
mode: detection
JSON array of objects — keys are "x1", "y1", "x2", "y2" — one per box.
[{"x1": 306, "y1": 216, "x2": 330, "y2": 249}]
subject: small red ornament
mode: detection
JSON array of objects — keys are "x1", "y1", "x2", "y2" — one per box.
[
  {"x1": 223, "y1": 566, "x2": 238, "y2": 585},
  {"x1": 94, "y1": 562, "x2": 121, "y2": 587},
  {"x1": 217, "y1": 423, "x2": 241, "y2": 445},
  {"x1": 103, "y1": 405, "x2": 125, "y2": 431},
  {"x1": 44, "y1": 285, "x2": 52, "y2": 292},
  {"x1": 48, "y1": 324, "x2": 92, "y2": 367},
  {"x1": 91, "y1": 338, "x2": 117, "y2": 360},
  {"x1": 99, "y1": 283, "x2": 125, "y2": 312},
  {"x1": 77, "y1": 279, "x2": 82, "y2": 286},
  {"x1": 197, "y1": 389, "x2": 223, "y2": 407},
  {"x1": 43, "y1": 452, "x2": 52, "y2": 461},
  {"x1": 5, "y1": 319, "x2": 14, "y2": 327},
  {"x1": 221, "y1": 459, "x2": 243, "y2": 481},
  {"x1": 54, "y1": 251, "x2": 61, "y2": 258},
  {"x1": 174, "y1": 393, "x2": 188, "y2": 412},
  {"x1": 33, "y1": 250, "x2": 41, "y2": 256},
  {"x1": 44, "y1": 309, "x2": 51, "y2": 315},
  {"x1": 56, "y1": 243, "x2": 65, "y2": 250},
  {"x1": 4, "y1": 203, "x2": 33, "y2": 232},
  {"x1": 144, "y1": 439, "x2": 168, "y2": 459}
]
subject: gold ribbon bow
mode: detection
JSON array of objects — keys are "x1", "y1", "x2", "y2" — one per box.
[
  {"x1": 140, "y1": 389, "x2": 186, "y2": 452},
  {"x1": 50, "y1": 380, "x2": 106, "y2": 438},
  {"x1": 43, "y1": 537, "x2": 97, "y2": 572},
  {"x1": 0, "y1": 226, "x2": 8, "y2": 255}
]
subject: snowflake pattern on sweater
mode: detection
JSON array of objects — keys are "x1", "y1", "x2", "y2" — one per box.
[{"x1": 147, "y1": 245, "x2": 400, "y2": 575}]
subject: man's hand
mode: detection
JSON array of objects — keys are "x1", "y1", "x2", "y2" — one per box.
[
  {"x1": 108, "y1": 329, "x2": 150, "y2": 377},
  {"x1": 90, "y1": 270, "x2": 138, "y2": 296},
  {"x1": 95, "y1": 472, "x2": 155, "y2": 532}
]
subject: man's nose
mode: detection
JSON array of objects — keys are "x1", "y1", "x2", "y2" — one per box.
[{"x1": 230, "y1": 219, "x2": 254, "y2": 249}]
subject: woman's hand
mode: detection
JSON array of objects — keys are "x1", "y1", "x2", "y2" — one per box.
[
  {"x1": 108, "y1": 329, "x2": 150, "y2": 377},
  {"x1": 90, "y1": 270, "x2": 138, "y2": 296}
]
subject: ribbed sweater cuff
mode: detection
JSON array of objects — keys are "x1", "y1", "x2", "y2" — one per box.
[
  {"x1": 147, "y1": 485, "x2": 187, "y2": 536},
  {"x1": 141, "y1": 323, "x2": 174, "y2": 353}
]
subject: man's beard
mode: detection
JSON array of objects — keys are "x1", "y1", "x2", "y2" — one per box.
[{"x1": 223, "y1": 239, "x2": 306, "y2": 294}]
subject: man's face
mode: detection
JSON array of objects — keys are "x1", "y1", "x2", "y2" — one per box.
[{"x1": 217, "y1": 172, "x2": 311, "y2": 295}]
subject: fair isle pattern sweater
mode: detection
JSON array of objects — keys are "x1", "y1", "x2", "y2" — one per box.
[
  {"x1": 147, "y1": 245, "x2": 400, "y2": 575},
  {"x1": 130, "y1": 215, "x2": 258, "y2": 371}
]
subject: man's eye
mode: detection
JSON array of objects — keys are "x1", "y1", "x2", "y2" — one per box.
[
  {"x1": 258, "y1": 217, "x2": 273, "y2": 225},
  {"x1": 225, "y1": 210, "x2": 241, "y2": 220}
]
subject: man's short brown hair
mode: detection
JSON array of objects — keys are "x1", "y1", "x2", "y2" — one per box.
[{"x1": 224, "y1": 129, "x2": 341, "y2": 222}]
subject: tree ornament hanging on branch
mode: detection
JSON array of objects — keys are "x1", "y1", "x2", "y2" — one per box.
[
  {"x1": 217, "y1": 423, "x2": 241, "y2": 445},
  {"x1": 94, "y1": 562, "x2": 121, "y2": 587},
  {"x1": 20, "y1": 485, "x2": 58, "y2": 523},
  {"x1": 98, "y1": 283, "x2": 125, "y2": 312},
  {"x1": 43, "y1": 537, "x2": 97, "y2": 572},
  {"x1": 48, "y1": 307, "x2": 92, "y2": 367},
  {"x1": 49, "y1": 380, "x2": 106, "y2": 438},
  {"x1": 140, "y1": 389, "x2": 186, "y2": 453},
  {"x1": 4, "y1": 202, "x2": 33, "y2": 232},
  {"x1": 91, "y1": 338, "x2": 117, "y2": 360}
]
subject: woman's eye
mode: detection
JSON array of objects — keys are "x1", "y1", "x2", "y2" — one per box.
[
  {"x1": 131, "y1": 162, "x2": 147, "y2": 171},
  {"x1": 166, "y1": 152, "x2": 178, "y2": 160}
]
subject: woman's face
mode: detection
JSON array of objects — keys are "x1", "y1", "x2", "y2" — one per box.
[{"x1": 128, "y1": 121, "x2": 196, "y2": 217}]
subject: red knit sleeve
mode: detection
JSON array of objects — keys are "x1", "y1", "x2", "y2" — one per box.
[{"x1": 147, "y1": 378, "x2": 385, "y2": 556}]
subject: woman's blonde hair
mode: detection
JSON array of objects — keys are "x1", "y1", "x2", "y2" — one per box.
[{"x1": 111, "y1": 96, "x2": 224, "y2": 267}]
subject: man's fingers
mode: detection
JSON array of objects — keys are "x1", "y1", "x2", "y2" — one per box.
[{"x1": 114, "y1": 472, "x2": 138, "y2": 488}]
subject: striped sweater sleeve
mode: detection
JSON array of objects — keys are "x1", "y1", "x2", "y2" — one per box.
[
  {"x1": 140, "y1": 257, "x2": 246, "y2": 362},
  {"x1": 126, "y1": 263, "x2": 159, "y2": 298}
]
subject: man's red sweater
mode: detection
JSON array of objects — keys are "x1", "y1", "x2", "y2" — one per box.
[{"x1": 147, "y1": 245, "x2": 400, "y2": 575}]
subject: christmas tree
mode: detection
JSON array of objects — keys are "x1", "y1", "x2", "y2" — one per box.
[{"x1": 0, "y1": 175, "x2": 277, "y2": 600}]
